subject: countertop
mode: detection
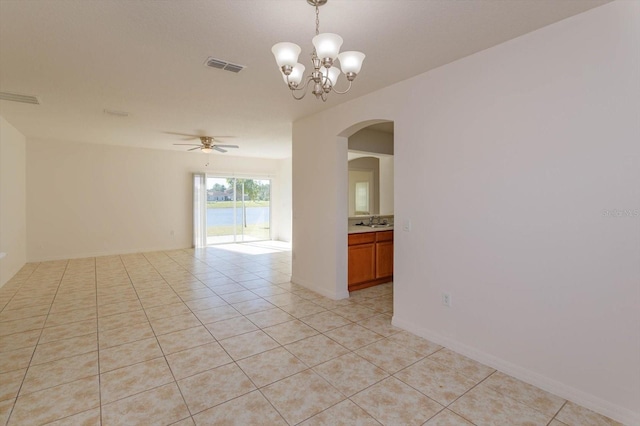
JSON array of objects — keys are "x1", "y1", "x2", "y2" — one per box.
[{"x1": 348, "y1": 225, "x2": 394, "y2": 234}]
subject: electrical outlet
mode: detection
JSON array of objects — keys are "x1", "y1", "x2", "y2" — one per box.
[
  {"x1": 402, "y1": 219, "x2": 412, "y2": 232},
  {"x1": 442, "y1": 293, "x2": 452, "y2": 307}
]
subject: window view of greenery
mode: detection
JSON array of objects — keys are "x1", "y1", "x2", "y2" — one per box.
[{"x1": 206, "y1": 177, "x2": 270, "y2": 243}]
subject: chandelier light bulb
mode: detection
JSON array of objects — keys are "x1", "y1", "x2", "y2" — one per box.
[
  {"x1": 271, "y1": 42, "x2": 302, "y2": 69},
  {"x1": 312, "y1": 33, "x2": 343, "y2": 61},
  {"x1": 337, "y1": 51, "x2": 365, "y2": 75},
  {"x1": 282, "y1": 63, "x2": 306, "y2": 86},
  {"x1": 321, "y1": 66, "x2": 341, "y2": 86}
]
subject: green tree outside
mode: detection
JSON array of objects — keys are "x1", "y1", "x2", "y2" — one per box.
[{"x1": 226, "y1": 179, "x2": 270, "y2": 202}]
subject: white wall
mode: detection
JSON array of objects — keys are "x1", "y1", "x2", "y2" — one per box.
[
  {"x1": 379, "y1": 156, "x2": 394, "y2": 216},
  {"x1": 291, "y1": 2, "x2": 639, "y2": 424},
  {"x1": 274, "y1": 157, "x2": 292, "y2": 242},
  {"x1": 349, "y1": 128, "x2": 394, "y2": 155},
  {"x1": 0, "y1": 116, "x2": 27, "y2": 287},
  {"x1": 27, "y1": 138, "x2": 290, "y2": 261}
]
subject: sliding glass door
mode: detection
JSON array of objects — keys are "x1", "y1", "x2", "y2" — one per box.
[
  {"x1": 234, "y1": 178, "x2": 271, "y2": 242},
  {"x1": 196, "y1": 176, "x2": 271, "y2": 245}
]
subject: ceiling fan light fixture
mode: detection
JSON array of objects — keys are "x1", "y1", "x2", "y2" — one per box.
[{"x1": 173, "y1": 135, "x2": 238, "y2": 154}]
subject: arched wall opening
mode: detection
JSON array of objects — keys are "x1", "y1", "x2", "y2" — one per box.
[{"x1": 336, "y1": 119, "x2": 394, "y2": 298}]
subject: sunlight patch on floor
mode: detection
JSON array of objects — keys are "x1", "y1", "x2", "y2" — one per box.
[{"x1": 207, "y1": 241, "x2": 291, "y2": 255}]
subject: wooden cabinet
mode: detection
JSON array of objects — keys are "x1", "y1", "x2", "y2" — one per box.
[
  {"x1": 376, "y1": 241, "x2": 394, "y2": 278},
  {"x1": 348, "y1": 230, "x2": 393, "y2": 291},
  {"x1": 348, "y1": 242, "x2": 376, "y2": 285}
]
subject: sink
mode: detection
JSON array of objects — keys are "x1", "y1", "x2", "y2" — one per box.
[{"x1": 369, "y1": 224, "x2": 392, "y2": 228}]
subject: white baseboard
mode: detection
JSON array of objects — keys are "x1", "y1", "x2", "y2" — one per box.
[
  {"x1": 392, "y1": 315, "x2": 639, "y2": 426},
  {"x1": 291, "y1": 275, "x2": 349, "y2": 300},
  {"x1": 27, "y1": 245, "x2": 191, "y2": 263}
]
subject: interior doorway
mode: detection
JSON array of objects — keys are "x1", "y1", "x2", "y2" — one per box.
[{"x1": 346, "y1": 121, "x2": 394, "y2": 296}]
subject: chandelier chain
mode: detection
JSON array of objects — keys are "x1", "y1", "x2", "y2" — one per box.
[{"x1": 315, "y1": 5, "x2": 320, "y2": 36}]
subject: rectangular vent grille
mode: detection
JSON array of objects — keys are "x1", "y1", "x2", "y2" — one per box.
[
  {"x1": 204, "y1": 57, "x2": 245, "y2": 73},
  {"x1": 0, "y1": 91, "x2": 40, "y2": 105}
]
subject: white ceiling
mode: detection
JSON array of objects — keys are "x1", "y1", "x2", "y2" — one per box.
[{"x1": 0, "y1": 0, "x2": 609, "y2": 159}]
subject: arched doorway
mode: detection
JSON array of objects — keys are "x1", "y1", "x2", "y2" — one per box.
[{"x1": 338, "y1": 120, "x2": 394, "y2": 299}]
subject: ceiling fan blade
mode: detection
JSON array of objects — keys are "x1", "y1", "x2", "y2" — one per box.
[
  {"x1": 188, "y1": 147, "x2": 201, "y2": 151},
  {"x1": 165, "y1": 131, "x2": 202, "y2": 139},
  {"x1": 213, "y1": 146, "x2": 227, "y2": 153},
  {"x1": 174, "y1": 143, "x2": 202, "y2": 146},
  {"x1": 214, "y1": 144, "x2": 239, "y2": 149},
  {"x1": 166, "y1": 132, "x2": 235, "y2": 138}
]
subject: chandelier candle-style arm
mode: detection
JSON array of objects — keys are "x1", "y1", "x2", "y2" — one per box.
[
  {"x1": 271, "y1": 0, "x2": 365, "y2": 101},
  {"x1": 330, "y1": 80, "x2": 352, "y2": 95},
  {"x1": 287, "y1": 74, "x2": 315, "y2": 100},
  {"x1": 281, "y1": 63, "x2": 306, "y2": 88}
]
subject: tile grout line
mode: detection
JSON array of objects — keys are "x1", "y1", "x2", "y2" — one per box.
[
  {"x1": 140, "y1": 249, "x2": 259, "y2": 423},
  {"x1": 549, "y1": 400, "x2": 569, "y2": 425},
  {"x1": 127, "y1": 252, "x2": 193, "y2": 422},
  {"x1": 151, "y1": 248, "x2": 328, "y2": 424},
  {"x1": 28, "y1": 258, "x2": 102, "y2": 425},
  {"x1": 0, "y1": 261, "x2": 41, "y2": 426},
  {"x1": 154, "y1": 248, "x2": 277, "y2": 422},
  {"x1": 6, "y1": 260, "x2": 70, "y2": 426},
  {"x1": 94, "y1": 256, "x2": 103, "y2": 426}
]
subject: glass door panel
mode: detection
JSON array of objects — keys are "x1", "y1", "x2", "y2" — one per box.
[
  {"x1": 205, "y1": 176, "x2": 271, "y2": 244},
  {"x1": 206, "y1": 177, "x2": 235, "y2": 244},
  {"x1": 239, "y1": 179, "x2": 270, "y2": 242}
]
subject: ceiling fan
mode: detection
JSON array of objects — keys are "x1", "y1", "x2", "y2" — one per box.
[{"x1": 172, "y1": 135, "x2": 238, "y2": 153}]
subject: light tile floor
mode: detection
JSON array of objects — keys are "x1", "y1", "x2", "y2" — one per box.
[{"x1": 0, "y1": 243, "x2": 624, "y2": 425}]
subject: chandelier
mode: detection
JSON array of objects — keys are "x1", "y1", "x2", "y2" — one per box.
[{"x1": 271, "y1": 0, "x2": 365, "y2": 102}]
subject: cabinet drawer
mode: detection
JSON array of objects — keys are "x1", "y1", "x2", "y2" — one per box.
[
  {"x1": 348, "y1": 232, "x2": 376, "y2": 245},
  {"x1": 376, "y1": 230, "x2": 394, "y2": 242}
]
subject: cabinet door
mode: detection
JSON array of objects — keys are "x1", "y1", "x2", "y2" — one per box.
[
  {"x1": 348, "y1": 243, "x2": 376, "y2": 286},
  {"x1": 376, "y1": 240, "x2": 394, "y2": 279}
]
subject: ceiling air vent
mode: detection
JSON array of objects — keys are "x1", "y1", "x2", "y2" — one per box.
[
  {"x1": 204, "y1": 57, "x2": 245, "y2": 73},
  {"x1": 0, "y1": 91, "x2": 40, "y2": 105}
]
